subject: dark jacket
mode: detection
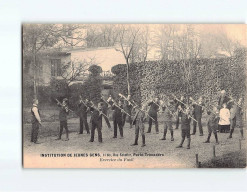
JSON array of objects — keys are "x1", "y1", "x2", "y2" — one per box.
[
  {"x1": 108, "y1": 100, "x2": 124, "y2": 121},
  {"x1": 90, "y1": 107, "x2": 103, "y2": 124},
  {"x1": 235, "y1": 106, "x2": 243, "y2": 127},
  {"x1": 59, "y1": 104, "x2": 69, "y2": 121},
  {"x1": 174, "y1": 99, "x2": 186, "y2": 111},
  {"x1": 162, "y1": 105, "x2": 174, "y2": 121},
  {"x1": 181, "y1": 112, "x2": 191, "y2": 129},
  {"x1": 132, "y1": 109, "x2": 146, "y2": 125},
  {"x1": 207, "y1": 111, "x2": 218, "y2": 129},
  {"x1": 112, "y1": 104, "x2": 124, "y2": 121},
  {"x1": 124, "y1": 101, "x2": 133, "y2": 114},
  {"x1": 78, "y1": 102, "x2": 89, "y2": 118},
  {"x1": 192, "y1": 103, "x2": 204, "y2": 117},
  {"x1": 100, "y1": 100, "x2": 109, "y2": 114},
  {"x1": 148, "y1": 101, "x2": 159, "y2": 116}
]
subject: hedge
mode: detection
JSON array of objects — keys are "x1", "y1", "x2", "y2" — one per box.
[{"x1": 111, "y1": 55, "x2": 246, "y2": 106}]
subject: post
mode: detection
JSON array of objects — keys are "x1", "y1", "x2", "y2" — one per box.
[
  {"x1": 213, "y1": 145, "x2": 216, "y2": 158},
  {"x1": 239, "y1": 139, "x2": 241, "y2": 150},
  {"x1": 195, "y1": 154, "x2": 199, "y2": 168}
]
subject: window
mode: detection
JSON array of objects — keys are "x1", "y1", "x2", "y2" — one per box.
[{"x1": 51, "y1": 59, "x2": 62, "y2": 77}]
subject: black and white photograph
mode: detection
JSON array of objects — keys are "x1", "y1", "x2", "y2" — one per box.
[{"x1": 22, "y1": 24, "x2": 247, "y2": 168}]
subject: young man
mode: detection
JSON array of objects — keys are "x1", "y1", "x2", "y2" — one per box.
[
  {"x1": 89, "y1": 102, "x2": 104, "y2": 143},
  {"x1": 176, "y1": 107, "x2": 192, "y2": 149},
  {"x1": 191, "y1": 96, "x2": 204, "y2": 136},
  {"x1": 175, "y1": 95, "x2": 185, "y2": 129},
  {"x1": 204, "y1": 106, "x2": 219, "y2": 144},
  {"x1": 228, "y1": 97, "x2": 244, "y2": 139},
  {"x1": 108, "y1": 97, "x2": 124, "y2": 138},
  {"x1": 31, "y1": 99, "x2": 42, "y2": 144},
  {"x1": 122, "y1": 95, "x2": 133, "y2": 129},
  {"x1": 147, "y1": 97, "x2": 160, "y2": 134},
  {"x1": 131, "y1": 104, "x2": 147, "y2": 147},
  {"x1": 100, "y1": 96, "x2": 112, "y2": 130},
  {"x1": 78, "y1": 96, "x2": 90, "y2": 134},
  {"x1": 56, "y1": 98, "x2": 69, "y2": 141},
  {"x1": 160, "y1": 100, "x2": 175, "y2": 141}
]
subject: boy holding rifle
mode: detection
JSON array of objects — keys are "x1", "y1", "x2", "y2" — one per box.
[
  {"x1": 88, "y1": 102, "x2": 105, "y2": 143},
  {"x1": 123, "y1": 95, "x2": 133, "y2": 129},
  {"x1": 131, "y1": 104, "x2": 147, "y2": 147},
  {"x1": 191, "y1": 96, "x2": 205, "y2": 136},
  {"x1": 203, "y1": 106, "x2": 219, "y2": 144},
  {"x1": 174, "y1": 95, "x2": 185, "y2": 129},
  {"x1": 100, "y1": 95, "x2": 112, "y2": 131},
  {"x1": 55, "y1": 98, "x2": 70, "y2": 141},
  {"x1": 160, "y1": 99, "x2": 175, "y2": 141},
  {"x1": 228, "y1": 97, "x2": 244, "y2": 139},
  {"x1": 147, "y1": 97, "x2": 160, "y2": 134},
  {"x1": 176, "y1": 106, "x2": 192, "y2": 149},
  {"x1": 78, "y1": 95, "x2": 90, "y2": 134},
  {"x1": 107, "y1": 96, "x2": 125, "y2": 139}
]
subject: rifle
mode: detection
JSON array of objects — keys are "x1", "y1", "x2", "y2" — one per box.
[
  {"x1": 227, "y1": 96, "x2": 243, "y2": 109},
  {"x1": 159, "y1": 100, "x2": 177, "y2": 119},
  {"x1": 107, "y1": 96, "x2": 131, "y2": 117},
  {"x1": 119, "y1": 93, "x2": 138, "y2": 107},
  {"x1": 171, "y1": 94, "x2": 198, "y2": 123},
  {"x1": 171, "y1": 94, "x2": 190, "y2": 108},
  {"x1": 189, "y1": 97, "x2": 209, "y2": 111},
  {"x1": 55, "y1": 99, "x2": 74, "y2": 113},
  {"x1": 101, "y1": 95, "x2": 112, "y2": 107},
  {"x1": 90, "y1": 101, "x2": 109, "y2": 119},
  {"x1": 119, "y1": 93, "x2": 155, "y2": 121},
  {"x1": 79, "y1": 98, "x2": 93, "y2": 113}
]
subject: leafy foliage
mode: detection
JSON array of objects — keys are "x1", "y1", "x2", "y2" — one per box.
[
  {"x1": 112, "y1": 54, "x2": 246, "y2": 106},
  {"x1": 68, "y1": 65, "x2": 103, "y2": 109}
]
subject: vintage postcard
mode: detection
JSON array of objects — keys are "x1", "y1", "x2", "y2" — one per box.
[{"x1": 22, "y1": 24, "x2": 246, "y2": 168}]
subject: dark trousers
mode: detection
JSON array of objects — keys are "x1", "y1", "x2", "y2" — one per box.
[
  {"x1": 79, "y1": 116, "x2": 89, "y2": 134},
  {"x1": 134, "y1": 120, "x2": 145, "y2": 144},
  {"x1": 114, "y1": 119, "x2": 123, "y2": 137},
  {"x1": 182, "y1": 128, "x2": 191, "y2": 139},
  {"x1": 207, "y1": 125, "x2": 218, "y2": 142},
  {"x1": 218, "y1": 124, "x2": 230, "y2": 133},
  {"x1": 163, "y1": 121, "x2": 173, "y2": 138},
  {"x1": 123, "y1": 113, "x2": 132, "y2": 128},
  {"x1": 103, "y1": 115, "x2": 111, "y2": 128},
  {"x1": 176, "y1": 112, "x2": 181, "y2": 129},
  {"x1": 147, "y1": 114, "x2": 159, "y2": 133},
  {"x1": 193, "y1": 115, "x2": 203, "y2": 135},
  {"x1": 90, "y1": 121, "x2": 102, "y2": 142},
  {"x1": 31, "y1": 122, "x2": 39, "y2": 143},
  {"x1": 178, "y1": 127, "x2": 191, "y2": 146},
  {"x1": 59, "y1": 120, "x2": 69, "y2": 139}
]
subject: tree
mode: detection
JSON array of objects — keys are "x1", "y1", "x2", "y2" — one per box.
[
  {"x1": 115, "y1": 24, "x2": 141, "y2": 95},
  {"x1": 22, "y1": 24, "x2": 85, "y2": 99},
  {"x1": 60, "y1": 59, "x2": 93, "y2": 86},
  {"x1": 85, "y1": 24, "x2": 120, "y2": 47}
]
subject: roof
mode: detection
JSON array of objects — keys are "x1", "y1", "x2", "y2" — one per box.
[{"x1": 39, "y1": 46, "x2": 118, "y2": 55}]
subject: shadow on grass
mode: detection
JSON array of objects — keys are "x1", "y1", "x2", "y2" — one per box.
[{"x1": 200, "y1": 149, "x2": 246, "y2": 168}]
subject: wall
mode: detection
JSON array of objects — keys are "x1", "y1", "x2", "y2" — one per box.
[
  {"x1": 38, "y1": 53, "x2": 71, "y2": 86},
  {"x1": 70, "y1": 47, "x2": 126, "y2": 72}
]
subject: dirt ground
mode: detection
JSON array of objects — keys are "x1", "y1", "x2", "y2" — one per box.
[{"x1": 23, "y1": 109, "x2": 246, "y2": 168}]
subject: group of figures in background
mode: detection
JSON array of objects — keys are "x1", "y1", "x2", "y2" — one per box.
[{"x1": 30, "y1": 89, "x2": 245, "y2": 150}]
